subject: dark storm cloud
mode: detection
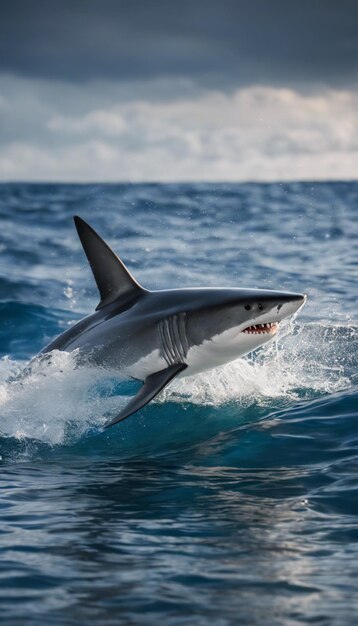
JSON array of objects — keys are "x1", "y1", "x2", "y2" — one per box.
[{"x1": 0, "y1": 0, "x2": 357, "y2": 87}]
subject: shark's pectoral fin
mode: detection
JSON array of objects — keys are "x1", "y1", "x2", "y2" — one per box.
[{"x1": 105, "y1": 362, "x2": 187, "y2": 428}]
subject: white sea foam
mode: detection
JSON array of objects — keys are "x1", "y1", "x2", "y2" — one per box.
[
  {"x1": 0, "y1": 351, "x2": 119, "y2": 444},
  {"x1": 0, "y1": 320, "x2": 354, "y2": 445},
  {"x1": 164, "y1": 319, "x2": 353, "y2": 406}
]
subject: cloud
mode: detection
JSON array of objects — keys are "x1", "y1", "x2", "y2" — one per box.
[
  {"x1": 0, "y1": 1, "x2": 356, "y2": 184},
  {"x1": 0, "y1": 0, "x2": 357, "y2": 88},
  {"x1": 48, "y1": 110, "x2": 127, "y2": 136},
  {"x1": 0, "y1": 75, "x2": 357, "y2": 182}
]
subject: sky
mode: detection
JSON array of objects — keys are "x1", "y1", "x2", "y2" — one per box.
[{"x1": 0, "y1": 0, "x2": 357, "y2": 182}]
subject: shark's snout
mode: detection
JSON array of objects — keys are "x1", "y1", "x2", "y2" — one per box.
[
  {"x1": 240, "y1": 292, "x2": 306, "y2": 336},
  {"x1": 277, "y1": 293, "x2": 307, "y2": 320}
]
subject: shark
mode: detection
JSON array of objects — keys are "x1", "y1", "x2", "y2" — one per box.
[{"x1": 41, "y1": 217, "x2": 306, "y2": 427}]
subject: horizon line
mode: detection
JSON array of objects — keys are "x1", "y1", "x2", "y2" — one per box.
[{"x1": 0, "y1": 178, "x2": 357, "y2": 186}]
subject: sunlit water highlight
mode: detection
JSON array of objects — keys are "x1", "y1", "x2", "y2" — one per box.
[{"x1": 0, "y1": 182, "x2": 357, "y2": 626}]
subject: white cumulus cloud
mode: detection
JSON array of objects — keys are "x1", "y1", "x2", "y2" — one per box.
[{"x1": 0, "y1": 75, "x2": 357, "y2": 181}]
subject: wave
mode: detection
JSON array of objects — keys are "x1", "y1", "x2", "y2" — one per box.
[
  {"x1": 0, "y1": 300, "x2": 80, "y2": 359},
  {"x1": 0, "y1": 318, "x2": 355, "y2": 460}
]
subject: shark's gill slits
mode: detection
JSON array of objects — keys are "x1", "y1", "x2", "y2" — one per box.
[{"x1": 242, "y1": 322, "x2": 278, "y2": 335}]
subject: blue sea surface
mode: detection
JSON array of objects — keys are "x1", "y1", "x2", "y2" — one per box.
[{"x1": 0, "y1": 182, "x2": 357, "y2": 626}]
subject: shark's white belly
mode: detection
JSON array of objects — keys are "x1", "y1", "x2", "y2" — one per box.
[
  {"x1": 126, "y1": 325, "x2": 273, "y2": 380},
  {"x1": 126, "y1": 349, "x2": 167, "y2": 380},
  {"x1": 183, "y1": 328, "x2": 272, "y2": 376}
]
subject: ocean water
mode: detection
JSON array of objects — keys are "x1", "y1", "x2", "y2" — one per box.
[{"x1": 0, "y1": 181, "x2": 357, "y2": 626}]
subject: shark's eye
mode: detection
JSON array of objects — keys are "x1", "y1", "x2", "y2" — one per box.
[
  {"x1": 244, "y1": 304, "x2": 251, "y2": 310},
  {"x1": 258, "y1": 303, "x2": 263, "y2": 310}
]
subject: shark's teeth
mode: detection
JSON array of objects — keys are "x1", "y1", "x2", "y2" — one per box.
[{"x1": 242, "y1": 322, "x2": 278, "y2": 334}]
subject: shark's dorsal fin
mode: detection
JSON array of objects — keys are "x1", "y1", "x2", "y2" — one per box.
[{"x1": 74, "y1": 216, "x2": 144, "y2": 311}]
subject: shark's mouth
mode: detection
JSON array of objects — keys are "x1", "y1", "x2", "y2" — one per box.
[{"x1": 242, "y1": 322, "x2": 278, "y2": 335}]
